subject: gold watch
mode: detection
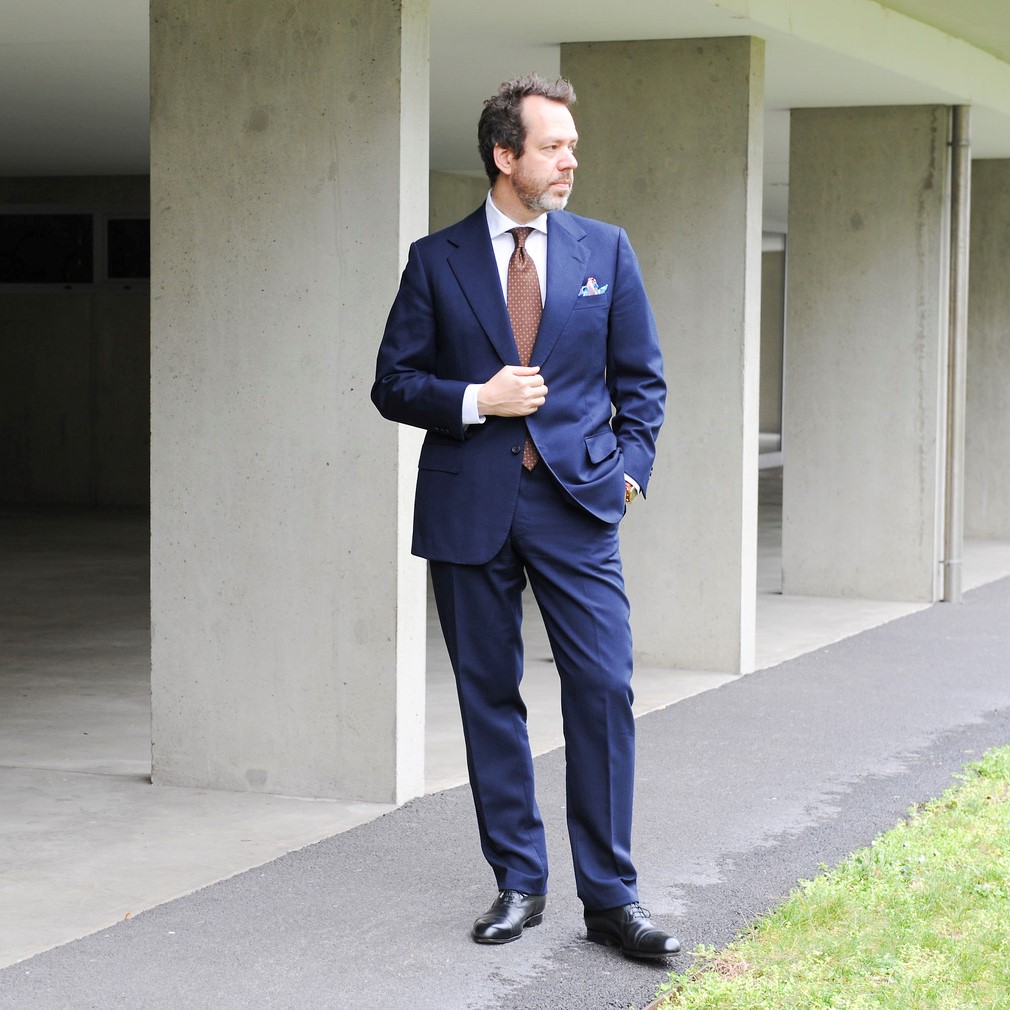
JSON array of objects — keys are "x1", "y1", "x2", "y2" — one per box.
[{"x1": 625, "y1": 482, "x2": 639, "y2": 504}]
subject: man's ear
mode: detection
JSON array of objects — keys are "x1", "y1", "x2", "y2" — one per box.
[{"x1": 493, "y1": 144, "x2": 515, "y2": 177}]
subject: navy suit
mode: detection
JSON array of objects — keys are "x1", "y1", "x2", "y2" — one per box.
[{"x1": 373, "y1": 205, "x2": 665, "y2": 909}]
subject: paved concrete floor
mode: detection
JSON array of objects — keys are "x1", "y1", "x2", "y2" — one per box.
[
  {"x1": 2, "y1": 469, "x2": 1010, "y2": 970},
  {"x1": 5, "y1": 564, "x2": 1010, "y2": 1010}
]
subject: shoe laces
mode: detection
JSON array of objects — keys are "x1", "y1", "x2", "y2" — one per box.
[
  {"x1": 626, "y1": 902, "x2": 651, "y2": 921},
  {"x1": 498, "y1": 889, "x2": 528, "y2": 904}
]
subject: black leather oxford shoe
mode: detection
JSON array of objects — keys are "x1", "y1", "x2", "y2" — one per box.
[
  {"x1": 472, "y1": 890, "x2": 547, "y2": 944},
  {"x1": 584, "y1": 902, "x2": 681, "y2": 959}
]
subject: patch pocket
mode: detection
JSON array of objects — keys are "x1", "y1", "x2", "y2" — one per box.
[
  {"x1": 585, "y1": 428, "x2": 618, "y2": 464},
  {"x1": 418, "y1": 441, "x2": 461, "y2": 473}
]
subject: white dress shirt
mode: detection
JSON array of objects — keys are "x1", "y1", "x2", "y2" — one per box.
[
  {"x1": 486, "y1": 193, "x2": 548, "y2": 308},
  {"x1": 461, "y1": 194, "x2": 548, "y2": 426}
]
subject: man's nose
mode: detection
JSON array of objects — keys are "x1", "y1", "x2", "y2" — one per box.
[{"x1": 559, "y1": 149, "x2": 577, "y2": 170}]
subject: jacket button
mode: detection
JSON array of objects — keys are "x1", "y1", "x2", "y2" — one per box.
[{"x1": 511, "y1": 445, "x2": 522, "y2": 455}]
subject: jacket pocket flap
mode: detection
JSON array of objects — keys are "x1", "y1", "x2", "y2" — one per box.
[
  {"x1": 585, "y1": 429, "x2": 618, "y2": 464},
  {"x1": 418, "y1": 441, "x2": 461, "y2": 473}
]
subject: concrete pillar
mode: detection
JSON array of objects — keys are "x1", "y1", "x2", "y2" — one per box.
[
  {"x1": 966, "y1": 160, "x2": 1010, "y2": 539},
  {"x1": 150, "y1": 0, "x2": 429, "y2": 802},
  {"x1": 783, "y1": 107, "x2": 950, "y2": 601},
  {"x1": 561, "y1": 38, "x2": 764, "y2": 673},
  {"x1": 429, "y1": 171, "x2": 486, "y2": 233},
  {"x1": 760, "y1": 244, "x2": 786, "y2": 440}
]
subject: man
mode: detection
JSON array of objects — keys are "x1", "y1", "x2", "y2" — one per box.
[{"x1": 372, "y1": 74, "x2": 678, "y2": 959}]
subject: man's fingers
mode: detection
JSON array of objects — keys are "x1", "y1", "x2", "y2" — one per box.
[{"x1": 476, "y1": 366, "x2": 549, "y2": 417}]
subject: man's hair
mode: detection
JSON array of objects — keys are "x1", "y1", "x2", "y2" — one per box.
[{"x1": 477, "y1": 74, "x2": 577, "y2": 184}]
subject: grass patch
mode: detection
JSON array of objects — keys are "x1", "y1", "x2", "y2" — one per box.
[{"x1": 652, "y1": 746, "x2": 1010, "y2": 1009}]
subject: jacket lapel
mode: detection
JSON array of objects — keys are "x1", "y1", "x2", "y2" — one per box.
[
  {"x1": 446, "y1": 207, "x2": 519, "y2": 366},
  {"x1": 444, "y1": 207, "x2": 590, "y2": 368},
  {"x1": 532, "y1": 212, "x2": 590, "y2": 367}
]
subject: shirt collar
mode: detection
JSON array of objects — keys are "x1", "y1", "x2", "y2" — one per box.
[{"x1": 485, "y1": 191, "x2": 549, "y2": 240}]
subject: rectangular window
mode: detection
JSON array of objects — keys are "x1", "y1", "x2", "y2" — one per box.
[
  {"x1": 0, "y1": 214, "x2": 94, "y2": 284},
  {"x1": 106, "y1": 217, "x2": 150, "y2": 281}
]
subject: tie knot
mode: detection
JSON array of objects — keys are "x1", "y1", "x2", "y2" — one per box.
[{"x1": 510, "y1": 227, "x2": 534, "y2": 250}]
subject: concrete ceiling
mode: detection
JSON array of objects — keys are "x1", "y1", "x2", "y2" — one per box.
[
  {"x1": 881, "y1": 0, "x2": 1010, "y2": 63},
  {"x1": 2, "y1": 0, "x2": 1009, "y2": 229},
  {"x1": 0, "y1": 0, "x2": 149, "y2": 177}
]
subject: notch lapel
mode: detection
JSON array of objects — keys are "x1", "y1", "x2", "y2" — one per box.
[
  {"x1": 446, "y1": 208, "x2": 519, "y2": 366},
  {"x1": 532, "y1": 212, "x2": 590, "y2": 367}
]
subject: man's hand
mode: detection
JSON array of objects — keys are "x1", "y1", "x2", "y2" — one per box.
[{"x1": 477, "y1": 365, "x2": 548, "y2": 418}]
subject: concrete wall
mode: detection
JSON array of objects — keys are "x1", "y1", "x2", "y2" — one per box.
[
  {"x1": 429, "y1": 171, "x2": 485, "y2": 233},
  {"x1": 150, "y1": 0, "x2": 429, "y2": 802},
  {"x1": 783, "y1": 106, "x2": 950, "y2": 601},
  {"x1": 966, "y1": 159, "x2": 1010, "y2": 539},
  {"x1": 0, "y1": 177, "x2": 149, "y2": 506},
  {"x1": 760, "y1": 248, "x2": 785, "y2": 436},
  {"x1": 561, "y1": 37, "x2": 764, "y2": 673}
]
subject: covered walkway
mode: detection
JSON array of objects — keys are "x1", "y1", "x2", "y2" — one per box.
[
  {"x1": 2, "y1": 494, "x2": 1010, "y2": 1007},
  {"x1": 3, "y1": 468, "x2": 1010, "y2": 975}
]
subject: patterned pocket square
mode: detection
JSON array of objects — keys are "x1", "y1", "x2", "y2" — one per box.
[{"x1": 578, "y1": 277, "x2": 609, "y2": 297}]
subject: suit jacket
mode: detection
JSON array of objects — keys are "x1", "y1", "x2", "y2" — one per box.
[{"x1": 372, "y1": 205, "x2": 665, "y2": 565}]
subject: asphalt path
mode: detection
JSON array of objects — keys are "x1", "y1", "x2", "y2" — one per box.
[{"x1": 4, "y1": 577, "x2": 1010, "y2": 1010}]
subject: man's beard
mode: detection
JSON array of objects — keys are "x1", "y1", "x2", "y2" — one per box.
[{"x1": 513, "y1": 166, "x2": 573, "y2": 213}]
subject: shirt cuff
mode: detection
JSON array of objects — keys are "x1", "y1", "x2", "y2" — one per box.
[
  {"x1": 462, "y1": 383, "x2": 486, "y2": 426},
  {"x1": 624, "y1": 474, "x2": 640, "y2": 494}
]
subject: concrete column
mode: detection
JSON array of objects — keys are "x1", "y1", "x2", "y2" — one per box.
[
  {"x1": 429, "y1": 171, "x2": 486, "y2": 233},
  {"x1": 760, "y1": 244, "x2": 786, "y2": 440},
  {"x1": 150, "y1": 0, "x2": 429, "y2": 802},
  {"x1": 783, "y1": 107, "x2": 950, "y2": 601},
  {"x1": 966, "y1": 160, "x2": 1010, "y2": 539},
  {"x1": 561, "y1": 38, "x2": 764, "y2": 673}
]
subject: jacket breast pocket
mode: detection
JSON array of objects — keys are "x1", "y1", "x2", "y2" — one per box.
[
  {"x1": 418, "y1": 441, "x2": 461, "y2": 474},
  {"x1": 573, "y1": 295, "x2": 612, "y2": 311}
]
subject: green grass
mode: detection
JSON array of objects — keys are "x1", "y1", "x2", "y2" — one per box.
[{"x1": 651, "y1": 745, "x2": 1010, "y2": 1010}]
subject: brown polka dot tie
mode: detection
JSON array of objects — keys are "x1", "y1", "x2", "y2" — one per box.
[{"x1": 507, "y1": 227, "x2": 541, "y2": 471}]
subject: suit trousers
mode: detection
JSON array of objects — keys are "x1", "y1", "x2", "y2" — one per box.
[{"x1": 429, "y1": 462, "x2": 639, "y2": 911}]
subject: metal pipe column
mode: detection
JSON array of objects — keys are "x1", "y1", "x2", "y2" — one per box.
[{"x1": 942, "y1": 105, "x2": 971, "y2": 603}]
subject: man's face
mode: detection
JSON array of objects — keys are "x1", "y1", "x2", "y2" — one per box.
[{"x1": 506, "y1": 95, "x2": 579, "y2": 214}]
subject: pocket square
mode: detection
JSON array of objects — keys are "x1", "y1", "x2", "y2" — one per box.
[{"x1": 578, "y1": 277, "x2": 609, "y2": 297}]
